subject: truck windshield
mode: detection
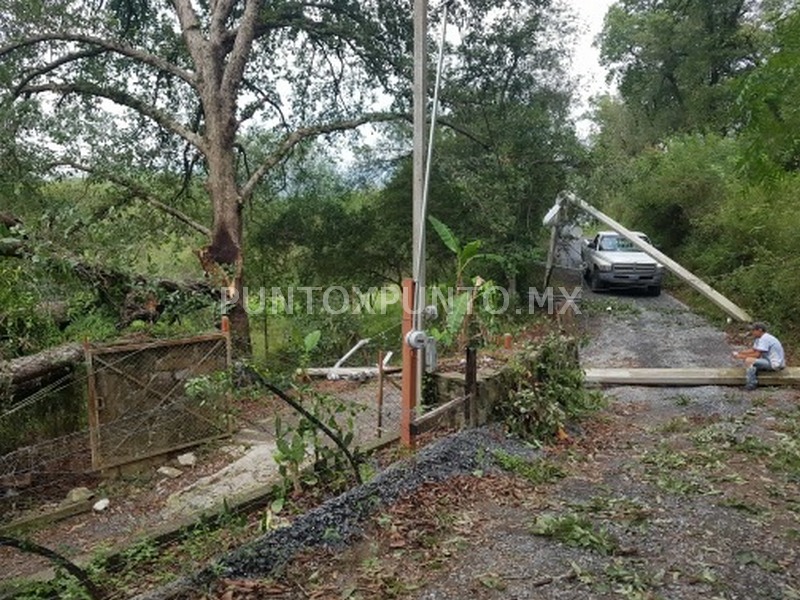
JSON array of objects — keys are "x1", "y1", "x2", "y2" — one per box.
[{"x1": 599, "y1": 235, "x2": 649, "y2": 252}]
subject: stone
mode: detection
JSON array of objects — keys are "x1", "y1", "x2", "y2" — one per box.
[
  {"x1": 93, "y1": 498, "x2": 110, "y2": 512},
  {"x1": 177, "y1": 452, "x2": 197, "y2": 467},
  {"x1": 64, "y1": 487, "x2": 94, "y2": 504},
  {"x1": 157, "y1": 466, "x2": 184, "y2": 479}
]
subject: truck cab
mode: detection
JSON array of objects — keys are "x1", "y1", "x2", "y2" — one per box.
[{"x1": 582, "y1": 231, "x2": 664, "y2": 296}]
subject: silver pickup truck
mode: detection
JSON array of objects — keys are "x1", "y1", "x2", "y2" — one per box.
[{"x1": 582, "y1": 231, "x2": 664, "y2": 296}]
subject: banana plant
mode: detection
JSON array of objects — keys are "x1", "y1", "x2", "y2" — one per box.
[
  {"x1": 428, "y1": 215, "x2": 501, "y2": 289},
  {"x1": 428, "y1": 216, "x2": 503, "y2": 348}
]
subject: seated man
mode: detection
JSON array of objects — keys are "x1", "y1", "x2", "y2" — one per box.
[{"x1": 733, "y1": 322, "x2": 785, "y2": 390}]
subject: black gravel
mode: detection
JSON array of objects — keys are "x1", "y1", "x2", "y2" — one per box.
[{"x1": 131, "y1": 426, "x2": 538, "y2": 600}]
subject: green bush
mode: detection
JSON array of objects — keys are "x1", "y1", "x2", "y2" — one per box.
[{"x1": 494, "y1": 335, "x2": 605, "y2": 443}]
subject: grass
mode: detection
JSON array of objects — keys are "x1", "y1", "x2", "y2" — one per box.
[{"x1": 572, "y1": 495, "x2": 651, "y2": 527}]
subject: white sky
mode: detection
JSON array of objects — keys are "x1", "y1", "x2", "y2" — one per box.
[{"x1": 564, "y1": 0, "x2": 618, "y2": 138}]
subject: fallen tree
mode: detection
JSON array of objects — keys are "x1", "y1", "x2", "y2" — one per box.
[{"x1": 1, "y1": 219, "x2": 219, "y2": 329}]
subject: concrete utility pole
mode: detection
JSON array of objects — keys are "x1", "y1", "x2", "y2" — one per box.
[
  {"x1": 412, "y1": 0, "x2": 427, "y2": 311},
  {"x1": 559, "y1": 192, "x2": 752, "y2": 323},
  {"x1": 402, "y1": 0, "x2": 428, "y2": 447}
]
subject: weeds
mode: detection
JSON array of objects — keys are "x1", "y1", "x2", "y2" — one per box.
[
  {"x1": 602, "y1": 559, "x2": 665, "y2": 599},
  {"x1": 531, "y1": 513, "x2": 618, "y2": 555},
  {"x1": 573, "y1": 495, "x2": 651, "y2": 527},
  {"x1": 495, "y1": 335, "x2": 606, "y2": 443},
  {"x1": 492, "y1": 450, "x2": 566, "y2": 484}
]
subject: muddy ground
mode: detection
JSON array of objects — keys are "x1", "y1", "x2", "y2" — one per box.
[{"x1": 133, "y1": 289, "x2": 800, "y2": 600}]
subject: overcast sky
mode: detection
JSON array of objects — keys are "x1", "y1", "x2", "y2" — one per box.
[{"x1": 564, "y1": 0, "x2": 618, "y2": 137}]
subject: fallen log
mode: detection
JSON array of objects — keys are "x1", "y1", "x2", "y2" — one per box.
[{"x1": 0, "y1": 342, "x2": 83, "y2": 388}]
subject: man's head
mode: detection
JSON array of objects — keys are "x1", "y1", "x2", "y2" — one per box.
[{"x1": 750, "y1": 322, "x2": 767, "y2": 338}]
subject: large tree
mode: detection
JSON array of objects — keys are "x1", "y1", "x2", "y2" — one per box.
[
  {"x1": 0, "y1": 0, "x2": 577, "y2": 352},
  {"x1": 599, "y1": 0, "x2": 759, "y2": 140},
  {"x1": 0, "y1": 0, "x2": 416, "y2": 352}
]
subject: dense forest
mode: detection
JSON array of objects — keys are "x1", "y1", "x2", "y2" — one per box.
[{"x1": 1, "y1": 0, "x2": 799, "y2": 366}]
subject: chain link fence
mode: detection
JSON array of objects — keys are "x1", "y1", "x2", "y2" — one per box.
[{"x1": 0, "y1": 332, "x2": 231, "y2": 524}]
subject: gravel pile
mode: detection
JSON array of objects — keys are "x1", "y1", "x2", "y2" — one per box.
[{"x1": 133, "y1": 425, "x2": 537, "y2": 600}]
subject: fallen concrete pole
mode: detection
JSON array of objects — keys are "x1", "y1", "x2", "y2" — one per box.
[
  {"x1": 559, "y1": 192, "x2": 752, "y2": 323},
  {"x1": 585, "y1": 367, "x2": 800, "y2": 387}
]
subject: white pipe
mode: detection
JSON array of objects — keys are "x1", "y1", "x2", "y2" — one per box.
[
  {"x1": 333, "y1": 338, "x2": 371, "y2": 369},
  {"x1": 412, "y1": 1, "x2": 450, "y2": 331}
]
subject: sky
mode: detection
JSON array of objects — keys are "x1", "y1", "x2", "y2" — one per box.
[{"x1": 564, "y1": 0, "x2": 618, "y2": 137}]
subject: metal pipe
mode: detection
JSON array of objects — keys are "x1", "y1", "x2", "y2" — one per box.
[{"x1": 412, "y1": 1, "x2": 450, "y2": 331}]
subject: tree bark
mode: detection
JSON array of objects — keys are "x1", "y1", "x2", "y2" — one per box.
[{"x1": 0, "y1": 342, "x2": 83, "y2": 387}]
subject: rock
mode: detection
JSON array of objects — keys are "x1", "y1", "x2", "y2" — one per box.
[
  {"x1": 177, "y1": 452, "x2": 197, "y2": 467},
  {"x1": 64, "y1": 487, "x2": 94, "y2": 504},
  {"x1": 93, "y1": 498, "x2": 110, "y2": 512},
  {"x1": 165, "y1": 443, "x2": 280, "y2": 517},
  {"x1": 158, "y1": 466, "x2": 184, "y2": 479}
]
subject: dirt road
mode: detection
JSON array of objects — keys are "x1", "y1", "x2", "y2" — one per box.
[{"x1": 394, "y1": 292, "x2": 800, "y2": 600}]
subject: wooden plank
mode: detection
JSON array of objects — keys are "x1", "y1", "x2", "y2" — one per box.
[
  {"x1": 465, "y1": 347, "x2": 477, "y2": 427},
  {"x1": 401, "y1": 278, "x2": 417, "y2": 448},
  {"x1": 88, "y1": 333, "x2": 226, "y2": 355},
  {"x1": 410, "y1": 395, "x2": 469, "y2": 435},
  {"x1": 585, "y1": 367, "x2": 800, "y2": 387},
  {"x1": 0, "y1": 500, "x2": 93, "y2": 535},
  {"x1": 543, "y1": 215, "x2": 559, "y2": 289},
  {"x1": 564, "y1": 193, "x2": 752, "y2": 322},
  {"x1": 84, "y1": 341, "x2": 101, "y2": 471}
]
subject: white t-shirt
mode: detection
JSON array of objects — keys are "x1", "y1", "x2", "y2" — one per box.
[{"x1": 754, "y1": 332, "x2": 785, "y2": 369}]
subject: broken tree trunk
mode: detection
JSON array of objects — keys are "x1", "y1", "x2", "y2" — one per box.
[{"x1": 0, "y1": 342, "x2": 83, "y2": 396}]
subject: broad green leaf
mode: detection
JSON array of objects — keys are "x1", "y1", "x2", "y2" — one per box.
[
  {"x1": 303, "y1": 329, "x2": 321, "y2": 353},
  {"x1": 429, "y1": 215, "x2": 460, "y2": 255},
  {"x1": 461, "y1": 239, "x2": 483, "y2": 263}
]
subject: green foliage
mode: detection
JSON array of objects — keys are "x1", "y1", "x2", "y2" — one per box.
[
  {"x1": 737, "y1": 9, "x2": 800, "y2": 177},
  {"x1": 272, "y1": 389, "x2": 365, "y2": 496},
  {"x1": 586, "y1": 3, "x2": 800, "y2": 342},
  {"x1": 599, "y1": 0, "x2": 756, "y2": 140},
  {"x1": 494, "y1": 335, "x2": 605, "y2": 443},
  {"x1": 531, "y1": 512, "x2": 618, "y2": 555},
  {"x1": 0, "y1": 263, "x2": 61, "y2": 358},
  {"x1": 5, "y1": 568, "x2": 94, "y2": 600},
  {"x1": 184, "y1": 371, "x2": 231, "y2": 407}
]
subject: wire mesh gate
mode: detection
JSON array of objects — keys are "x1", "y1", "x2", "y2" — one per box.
[{"x1": 85, "y1": 333, "x2": 231, "y2": 471}]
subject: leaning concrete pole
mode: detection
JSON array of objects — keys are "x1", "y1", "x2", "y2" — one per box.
[{"x1": 563, "y1": 193, "x2": 752, "y2": 322}]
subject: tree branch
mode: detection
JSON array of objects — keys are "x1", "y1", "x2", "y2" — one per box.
[
  {"x1": 239, "y1": 112, "x2": 399, "y2": 203},
  {"x1": 237, "y1": 80, "x2": 288, "y2": 128},
  {"x1": 56, "y1": 161, "x2": 211, "y2": 238},
  {"x1": 20, "y1": 82, "x2": 206, "y2": 153},
  {"x1": 0, "y1": 33, "x2": 196, "y2": 87},
  {"x1": 210, "y1": 0, "x2": 239, "y2": 41},
  {"x1": 14, "y1": 48, "x2": 106, "y2": 96},
  {"x1": 172, "y1": 0, "x2": 208, "y2": 73},
  {"x1": 220, "y1": 0, "x2": 261, "y2": 106}
]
